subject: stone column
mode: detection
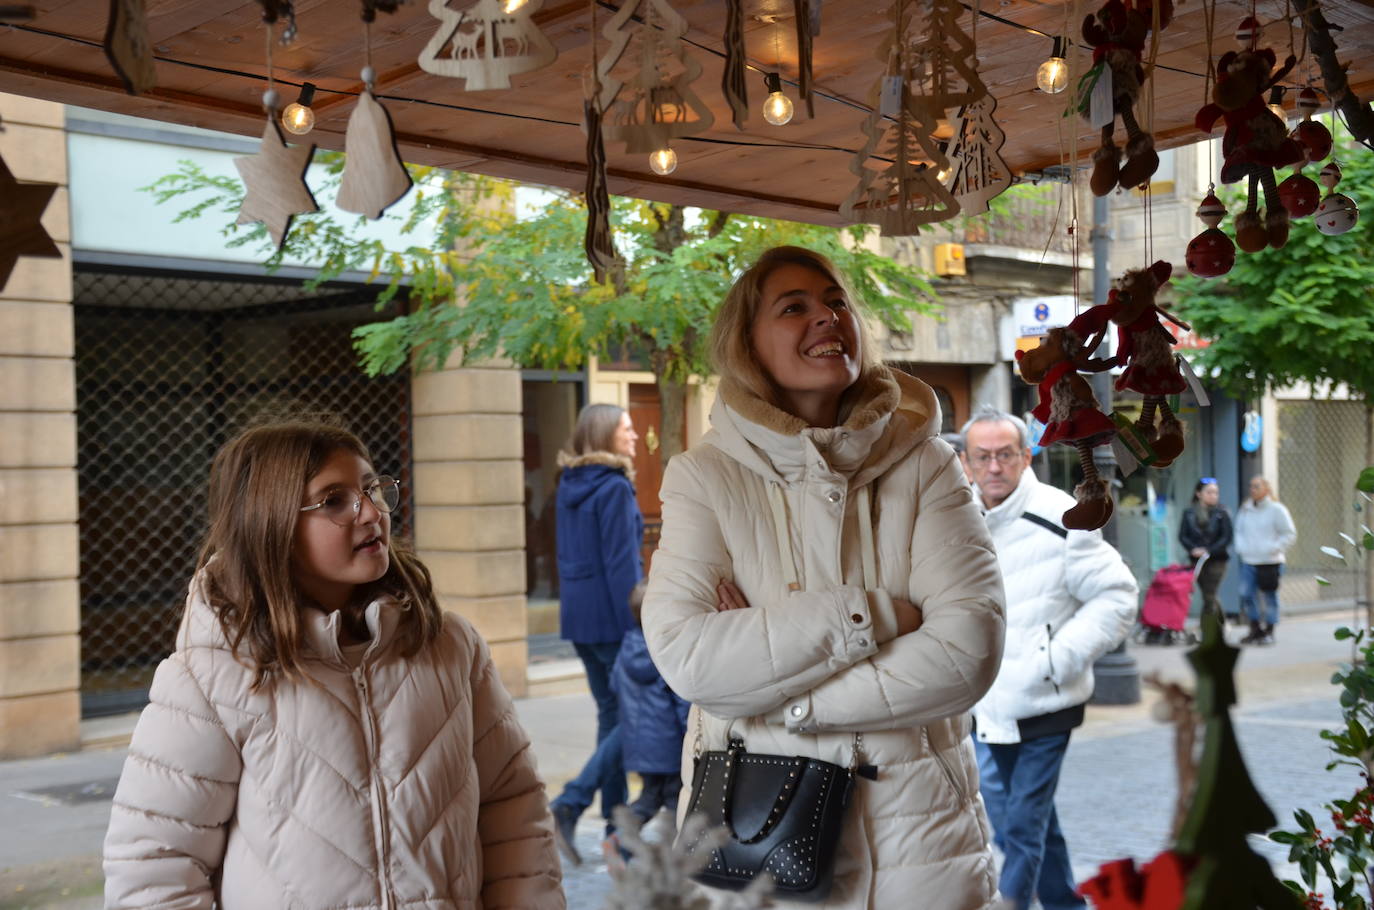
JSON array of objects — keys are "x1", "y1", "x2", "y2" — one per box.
[
  {"x1": 0, "y1": 94, "x2": 80, "y2": 758},
  {"x1": 411, "y1": 357, "x2": 529, "y2": 695}
]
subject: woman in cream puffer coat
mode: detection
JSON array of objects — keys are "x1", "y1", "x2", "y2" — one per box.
[{"x1": 643, "y1": 246, "x2": 1007, "y2": 909}]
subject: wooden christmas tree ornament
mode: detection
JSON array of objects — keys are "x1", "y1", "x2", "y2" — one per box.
[
  {"x1": 234, "y1": 113, "x2": 319, "y2": 250},
  {"x1": 596, "y1": 0, "x2": 715, "y2": 155},
  {"x1": 105, "y1": 0, "x2": 156, "y2": 95},
  {"x1": 417, "y1": 0, "x2": 558, "y2": 91},
  {"x1": 0, "y1": 152, "x2": 62, "y2": 292},
  {"x1": 945, "y1": 95, "x2": 1012, "y2": 216}
]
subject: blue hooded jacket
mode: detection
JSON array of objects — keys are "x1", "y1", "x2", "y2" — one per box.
[
  {"x1": 610, "y1": 628, "x2": 691, "y2": 774},
  {"x1": 555, "y1": 452, "x2": 644, "y2": 644}
]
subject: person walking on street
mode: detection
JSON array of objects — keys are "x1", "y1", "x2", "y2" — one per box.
[
  {"x1": 1178, "y1": 477, "x2": 1234, "y2": 621},
  {"x1": 548, "y1": 404, "x2": 644, "y2": 865},
  {"x1": 643, "y1": 246, "x2": 1007, "y2": 908},
  {"x1": 961, "y1": 407, "x2": 1138, "y2": 910},
  {"x1": 1234, "y1": 475, "x2": 1297, "y2": 646}
]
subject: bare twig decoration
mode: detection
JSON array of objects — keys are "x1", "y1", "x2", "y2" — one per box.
[
  {"x1": 722, "y1": 0, "x2": 749, "y2": 129},
  {"x1": 794, "y1": 0, "x2": 816, "y2": 118},
  {"x1": 583, "y1": 0, "x2": 619, "y2": 283},
  {"x1": 1292, "y1": 0, "x2": 1374, "y2": 149},
  {"x1": 1146, "y1": 672, "x2": 1201, "y2": 842}
]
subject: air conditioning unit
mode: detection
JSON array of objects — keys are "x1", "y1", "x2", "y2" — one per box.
[{"x1": 934, "y1": 242, "x2": 966, "y2": 277}]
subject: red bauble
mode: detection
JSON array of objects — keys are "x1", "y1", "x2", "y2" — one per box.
[
  {"x1": 1235, "y1": 15, "x2": 1261, "y2": 44},
  {"x1": 1185, "y1": 228, "x2": 1236, "y2": 278},
  {"x1": 1293, "y1": 120, "x2": 1333, "y2": 162},
  {"x1": 1278, "y1": 172, "x2": 1321, "y2": 217}
]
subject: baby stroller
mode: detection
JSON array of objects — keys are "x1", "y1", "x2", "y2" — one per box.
[{"x1": 1133, "y1": 562, "x2": 1199, "y2": 646}]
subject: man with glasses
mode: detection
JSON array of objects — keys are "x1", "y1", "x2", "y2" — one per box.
[{"x1": 960, "y1": 407, "x2": 1137, "y2": 910}]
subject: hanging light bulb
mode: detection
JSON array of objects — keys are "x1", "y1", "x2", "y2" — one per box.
[
  {"x1": 761, "y1": 72, "x2": 794, "y2": 126},
  {"x1": 1267, "y1": 85, "x2": 1287, "y2": 122},
  {"x1": 281, "y1": 82, "x2": 316, "y2": 135},
  {"x1": 1035, "y1": 37, "x2": 1069, "y2": 94},
  {"x1": 649, "y1": 147, "x2": 678, "y2": 175},
  {"x1": 502, "y1": 0, "x2": 528, "y2": 10}
]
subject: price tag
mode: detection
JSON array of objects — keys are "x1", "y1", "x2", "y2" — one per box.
[
  {"x1": 1089, "y1": 64, "x2": 1114, "y2": 129},
  {"x1": 1178, "y1": 356, "x2": 1211, "y2": 407},
  {"x1": 1110, "y1": 410, "x2": 1156, "y2": 476},
  {"x1": 880, "y1": 75, "x2": 904, "y2": 117}
]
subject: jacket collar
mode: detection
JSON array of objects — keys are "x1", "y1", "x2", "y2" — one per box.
[
  {"x1": 977, "y1": 468, "x2": 1039, "y2": 532},
  {"x1": 705, "y1": 366, "x2": 939, "y2": 486},
  {"x1": 556, "y1": 449, "x2": 635, "y2": 484}
]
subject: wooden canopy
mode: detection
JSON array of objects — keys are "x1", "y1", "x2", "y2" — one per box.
[{"x1": 2, "y1": 0, "x2": 1372, "y2": 225}]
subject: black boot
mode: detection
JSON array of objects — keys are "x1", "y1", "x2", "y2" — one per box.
[
  {"x1": 1259, "y1": 624, "x2": 1276, "y2": 646},
  {"x1": 551, "y1": 802, "x2": 582, "y2": 866},
  {"x1": 1241, "y1": 619, "x2": 1263, "y2": 645}
]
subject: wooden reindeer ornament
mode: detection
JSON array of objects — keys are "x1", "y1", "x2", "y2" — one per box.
[{"x1": 418, "y1": 0, "x2": 558, "y2": 91}]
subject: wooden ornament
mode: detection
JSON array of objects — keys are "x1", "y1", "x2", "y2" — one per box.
[
  {"x1": 338, "y1": 90, "x2": 413, "y2": 220},
  {"x1": 911, "y1": 0, "x2": 989, "y2": 111},
  {"x1": 104, "y1": 0, "x2": 156, "y2": 95},
  {"x1": 417, "y1": 0, "x2": 558, "y2": 91},
  {"x1": 597, "y1": 0, "x2": 715, "y2": 154},
  {"x1": 722, "y1": 0, "x2": 749, "y2": 130},
  {"x1": 945, "y1": 95, "x2": 1011, "y2": 216},
  {"x1": 233, "y1": 118, "x2": 318, "y2": 250},
  {"x1": 794, "y1": 0, "x2": 816, "y2": 119},
  {"x1": 582, "y1": 91, "x2": 618, "y2": 283},
  {"x1": 0, "y1": 152, "x2": 61, "y2": 292}
]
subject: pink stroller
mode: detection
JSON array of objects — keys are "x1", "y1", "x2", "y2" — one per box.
[{"x1": 1133, "y1": 563, "x2": 1199, "y2": 646}]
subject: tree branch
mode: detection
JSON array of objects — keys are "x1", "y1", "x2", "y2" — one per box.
[
  {"x1": 706, "y1": 210, "x2": 731, "y2": 239},
  {"x1": 1295, "y1": 0, "x2": 1374, "y2": 149}
]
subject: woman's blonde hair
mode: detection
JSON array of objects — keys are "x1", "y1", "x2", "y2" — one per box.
[
  {"x1": 709, "y1": 245, "x2": 885, "y2": 408},
  {"x1": 563, "y1": 403, "x2": 626, "y2": 457},
  {"x1": 195, "y1": 418, "x2": 442, "y2": 690}
]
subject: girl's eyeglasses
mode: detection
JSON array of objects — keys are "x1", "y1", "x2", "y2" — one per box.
[{"x1": 299, "y1": 476, "x2": 402, "y2": 526}]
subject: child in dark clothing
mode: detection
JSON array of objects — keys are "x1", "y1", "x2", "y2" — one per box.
[{"x1": 611, "y1": 580, "x2": 690, "y2": 829}]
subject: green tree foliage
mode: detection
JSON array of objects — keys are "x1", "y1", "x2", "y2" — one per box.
[
  {"x1": 1172, "y1": 132, "x2": 1374, "y2": 400},
  {"x1": 145, "y1": 154, "x2": 937, "y2": 457}
]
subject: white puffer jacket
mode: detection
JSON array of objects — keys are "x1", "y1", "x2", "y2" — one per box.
[
  {"x1": 103, "y1": 583, "x2": 564, "y2": 910},
  {"x1": 970, "y1": 470, "x2": 1138, "y2": 745},
  {"x1": 644, "y1": 368, "x2": 1006, "y2": 909}
]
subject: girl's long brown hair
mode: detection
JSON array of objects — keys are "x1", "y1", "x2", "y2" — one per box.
[{"x1": 195, "y1": 418, "x2": 442, "y2": 689}]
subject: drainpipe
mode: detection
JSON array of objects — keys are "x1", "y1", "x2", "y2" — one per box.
[{"x1": 1089, "y1": 192, "x2": 1141, "y2": 706}]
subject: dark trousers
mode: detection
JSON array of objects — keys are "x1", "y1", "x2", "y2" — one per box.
[
  {"x1": 552, "y1": 641, "x2": 627, "y2": 827},
  {"x1": 630, "y1": 772, "x2": 682, "y2": 823},
  {"x1": 1193, "y1": 556, "x2": 1229, "y2": 617},
  {"x1": 985, "y1": 732, "x2": 1086, "y2": 910}
]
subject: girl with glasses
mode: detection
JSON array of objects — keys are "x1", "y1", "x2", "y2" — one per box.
[{"x1": 103, "y1": 418, "x2": 564, "y2": 910}]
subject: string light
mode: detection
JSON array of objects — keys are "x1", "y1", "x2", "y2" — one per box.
[
  {"x1": 502, "y1": 0, "x2": 528, "y2": 10},
  {"x1": 1267, "y1": 85, "x2": 1287, "y2": 122},
  {"x1": 649, "y1": 147, "x2": 678, "y2": 175},
  {"x1": 761, "y1": 72, "x2": 794, "y2": 126},
  {"x1": 281, "y1": 81, "x2": 316, "y2": 135},
  {"x1": 1035, "y1": 36, "x2": 1068, "y2": 94}
]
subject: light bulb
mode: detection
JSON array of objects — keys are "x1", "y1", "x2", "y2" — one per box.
[
  {"x1": 502, "y1": 0, "x2": 528, "y2": 10},
  {"x1": 761, "y1": 72, "x2": 793, "y2": 126},
  {"x1": 280, "y1": 82, "x2": 316, "y2": 136},
  {"x1": 649, "y1": 147, "x2": 677, "y2": 175},
  {"x1": 1035, "y1": 37, "x2": 1069, "y2": 94},
  {"x1": 281, "y1": 102, "x2": 315, "y2": 135}
]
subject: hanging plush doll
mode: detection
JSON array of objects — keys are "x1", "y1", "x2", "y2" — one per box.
[
  {"x1": 1016, "y1": 322, "x2": 1117, "y2": 531},
  {"x1": 1110, "y1": 260, "x2": 1187, "y2": 466},
  {"x1": 1194, "y1": 20, "x2": 1303, "y2": 251},
  {"x1": 1080, "y1": 0, "x2": 1174, "y2": 196}
]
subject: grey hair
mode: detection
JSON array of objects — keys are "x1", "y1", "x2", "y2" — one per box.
[{"x1": 960, "y1": 406, "x2": 1029, "y2": 450}]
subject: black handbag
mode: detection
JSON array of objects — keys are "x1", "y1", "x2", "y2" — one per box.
[{"x1": 680, "y1": 728, "x2": 862, "y2": 903}]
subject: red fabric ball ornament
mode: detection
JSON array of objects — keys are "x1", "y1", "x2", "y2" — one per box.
[
  {"x1": 1320, "y1": 161, "x2": 1343, "y2": 189},
  {"x1": 1278, "y1": 173, "x2": 1321, "y2": 217},
  {"x1": 1315, "y1": 193, "x2": 1360, "y2": 236},
  {"x1": 1186, "y1": 228, "x2": 1236, "y2": 278},
  {"x1": 1296, "y1": 86, "x2": 1321, "y2": 116},
  {"x1": 1195, "y1": 193, "x2": 1226, "y2": 228},
  {"x1": 1293, "y1": 120, "x2": 1333, "y2": 162},
  {"x1": 1235, "y1": 15, "x2": 1261, "y2": 45}
]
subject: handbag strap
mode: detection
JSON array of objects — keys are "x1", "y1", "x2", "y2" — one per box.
[{"x1": 719, "y1": 742, "x2": 810, "y2": 844}]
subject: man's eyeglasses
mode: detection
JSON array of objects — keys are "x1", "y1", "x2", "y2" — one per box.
[
  {"x1": 967, "y1": 449, "x2": 1022, "y2": 468},
  {"x1": 300, "y1": 476, "x2": 402, "y2": 526}
]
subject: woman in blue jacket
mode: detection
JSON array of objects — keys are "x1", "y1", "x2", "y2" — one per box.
[{"x1": 548, "y1": 403, "x2": 644, "y2": 866}]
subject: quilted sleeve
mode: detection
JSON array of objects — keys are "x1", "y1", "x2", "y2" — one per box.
[
  {"x1": 643, "y1": 453, "x2": 883, "y2": 719},
  {"x1": 467, "y1": 625, "x2": 565, "y2": 910},
  {"x1": 102, "y1": 654, "x2": 242, "y2": 910},
  {"x1": 782, "y1": 446, "x2": 1007, "y2": 733}
]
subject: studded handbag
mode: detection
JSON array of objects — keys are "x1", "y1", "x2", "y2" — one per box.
[{"x1": 681, "y1": 724, "x2": 864, "y2": 903}]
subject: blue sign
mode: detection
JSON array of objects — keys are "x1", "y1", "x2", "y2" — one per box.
[
  {"x1": 1241, "y1": 411, "x2": 1263, "y2": 453},
  {"x1": 1034, "y1": 302, "x2": 1050, "y2": 322}
]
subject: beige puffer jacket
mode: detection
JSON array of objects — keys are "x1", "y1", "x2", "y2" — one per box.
[
  {"x1": 643, "y1": 367, "x2": 1007, "y2": 909},
  {"x1": 102, "y1": 582, "x2": 564, "y2": 910}
]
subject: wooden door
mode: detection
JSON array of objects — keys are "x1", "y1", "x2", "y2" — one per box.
[{"x1": 627, "y1": 382, "x2": 684, "y2": 571}]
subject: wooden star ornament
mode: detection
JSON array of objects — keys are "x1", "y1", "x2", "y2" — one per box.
[
  {"x1": 0, "y1": 151, "x2": 62, "y2": 292},
  {"x1": 234, "y1": 117, "x2": 318, "y2": 250}
]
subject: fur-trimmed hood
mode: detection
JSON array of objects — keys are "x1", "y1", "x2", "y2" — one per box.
[
  {"x1": 705, "y1": 366, "x2": 941, "y2": 487},
  {"x1": 556, "y1": 449, "x2": 635, "y2": 482}
]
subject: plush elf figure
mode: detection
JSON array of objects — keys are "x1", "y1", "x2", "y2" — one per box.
[
  {"x1": 1110, "y1": 260, "x2": 1187, "y2": 467},
  {"x1": 1016, "y1": 320, "x2": 1118, "y2": 531}
]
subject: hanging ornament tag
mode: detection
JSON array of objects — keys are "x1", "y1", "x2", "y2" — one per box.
[
  {"x1": 1177, "y1": 356, "x2": 1211, "y2": 407},
  {"x1": 809, "y1": 0, "x2": 823, "y2": 36},
  {"x1": 1110, "y1": 410, "x2": 1156, "y2": 475},
  {"x1": 879, "y1": 75, "x2": 904, "y2": 117},
  {"x1": 1089, "y1": 64, "x2": 1114, "y2": 130}
]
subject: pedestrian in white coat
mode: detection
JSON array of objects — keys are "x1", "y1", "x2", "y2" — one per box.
[
  {"x1": 643, "y1": 246, "x2": 1007, "y2": 909},
  {"x1": 1233, "y1": 475, "x2": 1297, "y2": 645},
  {"x1": 961, "y1": 407, "x2": 1138, "y2": 910}
]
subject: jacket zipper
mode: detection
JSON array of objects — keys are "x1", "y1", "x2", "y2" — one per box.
[
  {"x1": 923, "y1": 727, "x2": 967, "y2": 803},
  {"x1": 354, "y1": 668, "x2": 396, "y2": 910},
  {"x1": 1045, "y1": 623, "x2": 1061, "y2": 694}
]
